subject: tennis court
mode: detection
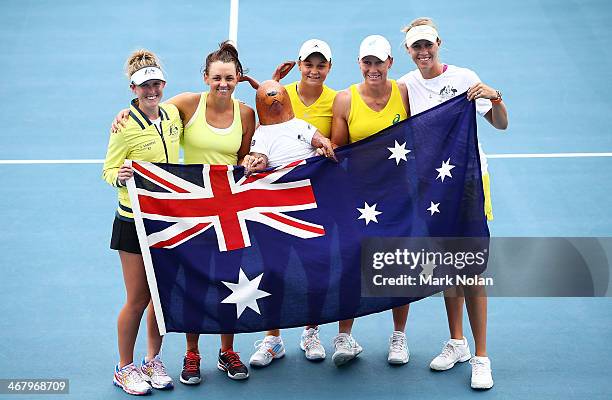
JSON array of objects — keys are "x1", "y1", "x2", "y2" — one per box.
[{"x1": 1, "y1": 0, "x2": 611, "y2": 398}]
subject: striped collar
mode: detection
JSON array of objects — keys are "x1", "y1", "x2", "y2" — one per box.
[{"x1": 129, "y1": 98, "x2": 169, "y2": 130}]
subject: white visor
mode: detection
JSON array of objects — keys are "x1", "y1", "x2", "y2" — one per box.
[
  {"x1": 405, "y1": 25, "x2": 439, "y2": 48},
  {"x1": 359, "y1": 35, "x2": 392, "y2": 61},
  {"x1": 130, "y1": 67, "x2": 165, "y2": 85}
]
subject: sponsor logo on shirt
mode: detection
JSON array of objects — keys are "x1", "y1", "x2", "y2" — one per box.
[
  {"x1": 439, "y1": 85, "x2": 458, "y2": 101},
  {"x1": 138, "y1": 139, "x2": 156, "y2": 152}
]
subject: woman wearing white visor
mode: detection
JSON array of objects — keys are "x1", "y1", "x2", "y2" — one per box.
[
  {"x1": 397, "y1": 17, "x2": 508, "y2": 390},
  {"x1": 103, "y1": 49, "x2": 182, "y2": 395}
]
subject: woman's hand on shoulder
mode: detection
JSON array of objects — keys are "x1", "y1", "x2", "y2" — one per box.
[{"x1": 110, "y1": 109, "x2": 130, "y2": 133}]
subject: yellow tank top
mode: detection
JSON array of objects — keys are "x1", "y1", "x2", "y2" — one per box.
[
  {"x1": 285, "y1": 81, "x2": 337, "y2": 137},
  {"x1": 182, "y1": 92, "x2": 243, "y2": 165},
  {"x1": 347, "y1": 80, "x2": 408, "y2": 143}
]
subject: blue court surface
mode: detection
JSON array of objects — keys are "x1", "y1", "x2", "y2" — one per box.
[{"x1": 1, "y1": 0, "x2": 611, "y2": 399}]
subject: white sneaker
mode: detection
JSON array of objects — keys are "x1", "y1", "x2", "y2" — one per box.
[
  {"x1": 113, "y1": 362, "x2": 152, "y2": 395},
  {"x1": 332, "y1": 333, "x2": 362, "y2": 366},
  {"x1": 387, "y1": 331, "x2": 409, "y2": 364},
  {"x1": 300, "y1": 327, "x2": 326, "y2": 361},
  {"x1": 430, "y1": 337, "x2": 471, "y2": 371},
  {"x1": 249, "y1": 335, "x2": 285, "y2": 367},
  {"x1": 141, "y1": 354, "x2": 174, "y2": 390},
  {"x1": 470, "y1": 356, "x2": 494, "y2": 389}
]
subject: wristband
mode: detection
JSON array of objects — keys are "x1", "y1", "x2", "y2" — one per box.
[{"x1": 491, "y1": 90, "x2": 503, "y2": 105}]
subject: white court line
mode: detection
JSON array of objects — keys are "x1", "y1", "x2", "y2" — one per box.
[
  {"x1": 487, "y1": 152, "x2": 612, "y2": 159},
  {"x1": 0, "y1": 159, "x2": 105, "y2": 164},
  {"x1": 228, "y1": 0, "x2": 239, "y2": 46},
  {"x1": 1, "y1": 153, "x2": 611, "y2": 165}
]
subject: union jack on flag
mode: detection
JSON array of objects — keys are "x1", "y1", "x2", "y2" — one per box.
[{"x1": 130, "y1": 160, "x2": 325, "y2": 252}]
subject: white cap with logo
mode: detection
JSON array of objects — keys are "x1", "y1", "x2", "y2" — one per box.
[
  {"x1": 358, "y1": 35, "x2": 392, "y2": 61},
  {"x1": 130, "y1": 66, "x2": 166, "y2": 85},
  {"x1": 299, "y1": 39, "x2": 332, "y2": 61},
  {"x1": 404, "y1": 25, "x2": 439, "y2": 48}
]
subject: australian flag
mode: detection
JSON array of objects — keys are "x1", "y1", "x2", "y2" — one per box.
[{"x1": 127, "y1": 93, "x2": 489, "y2": 334}]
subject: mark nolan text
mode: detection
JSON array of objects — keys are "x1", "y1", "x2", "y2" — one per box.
[{"x1": 373, "y1": 274, "x2": 493, "y2": 286}]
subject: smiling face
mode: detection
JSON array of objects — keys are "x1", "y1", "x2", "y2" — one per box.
[
  {"x1": 358, "y1": 55, "x2": 393, "y2": 86},
  {"x1": 407, "y1": 39, "x2": 441, "y2": 72},
  {"x1": 204, "y1": 60, "x2": 239, "y2": 98},
  {"x1": 255, "y1": 80, "x2": 295, "y2": 125},
  {"x1": 131, "y1": 79, "x2": 165, "y2": 110},
  {"x1": 298, "y1": 53, "x2": 331, "y2": 87}
]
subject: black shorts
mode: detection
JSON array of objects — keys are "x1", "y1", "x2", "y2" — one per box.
[{"x1": 110, "y1": 216, "x2": 141, "y2": 254}]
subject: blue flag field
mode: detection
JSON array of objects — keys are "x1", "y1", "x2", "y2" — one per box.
[{"x1": 127, "y1": 93, "x2": 489, "y2": 335}]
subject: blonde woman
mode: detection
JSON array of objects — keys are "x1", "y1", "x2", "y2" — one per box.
[
  {"x1": 398, "y1": 17, "x2": 508, "y2": 390},
  {"x1": 103, "y1": 49, "x2": 181, "y2": 395}
]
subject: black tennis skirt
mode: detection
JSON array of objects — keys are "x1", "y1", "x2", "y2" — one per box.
[{"x1": 110, "y1": 216, "x2": 141, "y2": 254}]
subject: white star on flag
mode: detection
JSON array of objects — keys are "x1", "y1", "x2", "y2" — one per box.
[
  {"x1": 357, "y1": 202, "x2": 382, "y2": 225},
  {"x1": 221, "y1": 268, "x2": 271, "y2": 318},
  {"x1": 436, "y1": 158, "x2": 455, "y2": 182},
  {"x1": 420, "y1": 261, "x2": 437, "y2": 278},
  {"x1": 427, "y1": 201, "x2": 440, "y2": 216},
  {"x1": 387, "y1": 140, "x2": 411, "y2": 165}
]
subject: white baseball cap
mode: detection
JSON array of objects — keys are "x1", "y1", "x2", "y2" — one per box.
[
  {"x1": 299, "y1": 39, "x2": 332, "y2": 61},
  {"x1": 404, "y1": 25, "x2": 439, "y2": 48},
  {"x1": 130, "y1": 66, "x2": 166, "y2": 85},
  {"x1": 359, "y1": 35, "x2": 392, "y2": 61}
]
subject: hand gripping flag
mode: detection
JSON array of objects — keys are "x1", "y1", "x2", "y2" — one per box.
[{"x1": 127, "y1": 93, "x2": 489, "y2": 334}]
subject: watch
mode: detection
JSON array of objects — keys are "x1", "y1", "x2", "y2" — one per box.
[{"x1": 491, "y1": 90, "x2": 503, "y2": 104}]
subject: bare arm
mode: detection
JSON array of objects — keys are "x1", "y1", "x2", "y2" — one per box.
[
  {"x1": 165, "y1": 92, "x2": 200, "y2": 125},
  {"x1": 483, "y1": 102, "x2": 508, "y2": 130},
  {"x1": 467, "y1": 83, "x2": 508, "y2": 130},
  {"x1": 330, "y1": 90, "x2": 351, "y2": 147},
  {"x1": 237, "y1": 103, "x2": 256, "y2": 164},
  {"x1": 397, "y1": 81, "x2": 411, "y2": 118}
]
